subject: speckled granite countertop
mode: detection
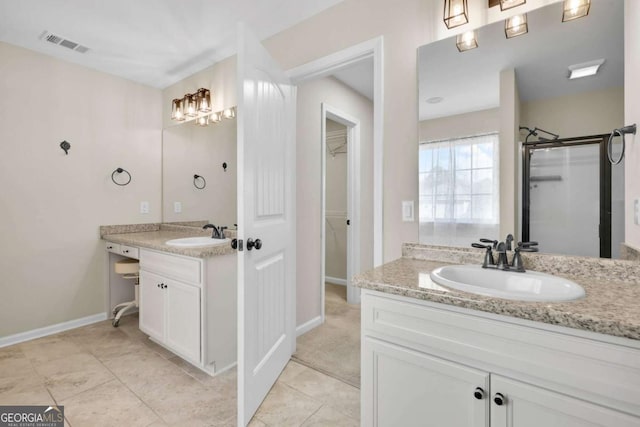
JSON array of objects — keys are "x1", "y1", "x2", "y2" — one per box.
[
  {"x1": 100, "y1": 223, "x2": 237, "y2": 258},
  {"x1": 354, "y1": 244, "x2": 640, "y2": 341}
]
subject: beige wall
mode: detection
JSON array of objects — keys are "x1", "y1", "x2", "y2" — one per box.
[
  {"x1": 419, "y1": 108, "x2": 500, "y2": 141},
  {"x1": 499, "y1": 69, "x2": 519, "y2": 239},
  {"x1": 297, "y1": 77, "x2": 374, "y2": 326},
  {"x1": 325, "y1": 119, "x2": 348, "y2": 281},
  {"x1": 625, "y1": 0, "x2": 640, "y2": 248},
  {"x1": 0, "y1": 42, "x2": 162, "y2": 337},
  {"x1": 520, "y1": 87, "x2": 624, "y2": 138}
]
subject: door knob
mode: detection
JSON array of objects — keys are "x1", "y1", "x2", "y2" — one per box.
[
  {"x1": 246, "y1": 238, "x2": 262, "y2": 251},
  {"x1": 231, "y1": 239, "x2": 238, "y2": 249},
  {"x1": 493, "y1": 393, "x2": 506, "y2": 406},
  {"x1": 473, "y1": 387, "x2": 485, "y2": 400}
]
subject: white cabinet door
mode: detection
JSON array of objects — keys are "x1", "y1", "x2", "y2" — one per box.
[
  {"x1": 139, "y1": 270, "x2": 165, "y2": 342},
  {"x1": 363, "y1": 337, "x2": 490, "y2": 427},
  {"x1": 491, "y1": 375, "x2": 640, "y2": 427},
  {"x1": 166, "y1": 278, "x2": 201, "y2": 363}
]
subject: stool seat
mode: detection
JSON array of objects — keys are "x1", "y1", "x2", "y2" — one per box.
[{"x1": 115, "y1": 259, "x2": 139, "y2": 275}]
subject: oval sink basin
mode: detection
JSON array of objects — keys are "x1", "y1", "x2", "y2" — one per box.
[
  {"x1": 165, "y1": 237, "x2": 230, "y2": 248},
  {"x1": 430, "y1": 265, "x2": 585, "y2": 302}
]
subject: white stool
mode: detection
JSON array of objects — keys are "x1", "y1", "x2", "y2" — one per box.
[{"x1": 112, "y1": 259, "x2": 139, "y2": 327}]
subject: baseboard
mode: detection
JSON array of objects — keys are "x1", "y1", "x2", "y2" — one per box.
[
  {"x1": 296, "y1": 315, "x2": 322, "y2": 337},
  {"x1": 0, "y1": 312, "x2": 108, "y2": 348},
  {"x1": 325, "y1": 276, "x2": 347, "y2": 286}
]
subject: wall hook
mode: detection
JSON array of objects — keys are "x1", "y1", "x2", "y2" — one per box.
[
  {"x1": 60, "y1": 140, "x2": 71, "y2": 155},
  {"x1": 222, "y1": 162, "x2": 227, "y2": 172},
  {"x1": 111, "y1": 168, "x2": 132, "y2": 186},
  {"x1": 194, "y1": 174, "x2": 206, "y2": 189}
]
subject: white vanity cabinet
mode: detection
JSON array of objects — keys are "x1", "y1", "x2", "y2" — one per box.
[{"x1": 361, "y1": 290, "x2": 640, "y2": 427}]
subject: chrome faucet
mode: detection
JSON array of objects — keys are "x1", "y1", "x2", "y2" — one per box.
[
  {"x1": 203, "y1": 224, "x2": 227, "y2": 239},
  {"x1": 472, "y1": 237, "x2": 538, "y2": 272}
]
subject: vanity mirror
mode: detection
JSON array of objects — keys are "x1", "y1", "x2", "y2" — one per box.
[
  {"x1": 418, "y1": 0, "x2": 624, "y2": 258},
  {"x1": 162, "y1": 117, "x2": 237, "y2": 227}
]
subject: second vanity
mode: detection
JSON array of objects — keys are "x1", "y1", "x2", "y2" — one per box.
[
  {"x1": 102, "y1": 223, "x2": 237, "y2": 376},
  {"x1": 356, "y1": 244, "x2": 640, "y2": 426}
]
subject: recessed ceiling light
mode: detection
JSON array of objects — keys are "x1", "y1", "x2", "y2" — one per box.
[
  {"x1": 426, "y1": 97, "x2": 444, "y2": 104},
  {"x1": 568, "y1": 59, "x2": 604, "y2": 79}
]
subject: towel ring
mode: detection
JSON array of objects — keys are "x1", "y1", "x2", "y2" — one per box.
[
  {"x1": 607, "y1": 124, "x2": 637, "y2": 165},
  {"x1": 194, "y1": 174, "x2": 206, "y2": 189},
  {"x1": 111, "y1": 168, "x2": 132, "y2": 186}
]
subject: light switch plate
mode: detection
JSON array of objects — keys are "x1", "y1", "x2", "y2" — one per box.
[
  {"x1": 174, "y1": 201, "x2": 182, "y2": 214},
  {"x1": 140, "y1": 201, "x2": 149, "y2": 214},
  {"x1": 402, "y1": 200, "x2": 415, "y2": 222}
]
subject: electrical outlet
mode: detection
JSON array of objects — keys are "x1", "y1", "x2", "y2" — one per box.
[
  {"x1": 174, "y1": 201, "x2": 182, "y2": 214},
  {"x1": 635, "y1": 199, "x2": 639, "y2": 225},
  {"x1": 140, "y1": 201, "x2": 149, "y2": 214}
]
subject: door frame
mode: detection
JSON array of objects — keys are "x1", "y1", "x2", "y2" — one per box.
[
  {"x1": 521, "y1": 134, "x2": 612, "y2": 257},
  {"x1": 321, "y1": 104, "x2": 361, "y2": 314},
  {"x1": 287, "y1": 36, "x2": 384, "y2": 270}
]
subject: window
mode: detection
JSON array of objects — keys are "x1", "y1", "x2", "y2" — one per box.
[{"x1": 419, "y1": 133, "x2": 499, "y2": 247}]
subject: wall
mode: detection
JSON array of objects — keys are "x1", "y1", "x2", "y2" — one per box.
[
  {"x1": 325, "y1": 119, "x2": 348, "y2": 281},
  {"x1": 625, "y1": 0, "x2": 640, "y2": 249},
  {"x1": 296, "y1": 76, "x2": 373, "y2": 326},
  {"x1": 499, "y1": 68, "x2": 519, "y2": 238},
  {"x1": 162, "y1": 119, "x2": 237, "y2": 225},
  {"x1": 419, "y1": 108, "x2": 500, "y2": 142},
  {"x1": 0, "y1": 41, "x2": 162, "y2": 337}
]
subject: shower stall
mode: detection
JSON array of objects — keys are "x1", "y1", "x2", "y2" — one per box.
[{"x1": 522, "y1": 133, "x2": 624, "y2": 258}]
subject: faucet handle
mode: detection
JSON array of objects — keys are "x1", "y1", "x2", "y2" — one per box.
[
  {"x1": 472, "y1": 243, "x2": 492, "y2": 250},
  {"x1": 479, "y1": 238, "x2": 498, "y2": 249},
  {"x1": 517, "y1": 241, "x2": 539, "y2": 252}
]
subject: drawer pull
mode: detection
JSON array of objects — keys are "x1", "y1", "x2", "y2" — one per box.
[
  {"x1": 494, "y1": 393, "x2": 506, "y2": 406},
  {"x1": 474, "y1": 387, "x2": 485, "y2": 400}
]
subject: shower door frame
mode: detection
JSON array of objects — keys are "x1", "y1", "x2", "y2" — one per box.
[{"x1": 521, "y1": 134, "x2": 612, "y2": 258}]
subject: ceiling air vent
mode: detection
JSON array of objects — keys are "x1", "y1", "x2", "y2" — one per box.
[{"x1": 39, "y1": 30, "x2": 89, "y2": 54}]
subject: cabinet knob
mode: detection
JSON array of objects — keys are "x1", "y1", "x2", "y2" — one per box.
[
  {"x1": 124, "y1": 250, "x2": 129, "y2": 253},
  {"x1": 493, "y1": 393, "x2": 506, "y2": 406},
  {"x1": 157, "y1": 284, "x2": 160, "y2": 288},
  {"x1": 474, "y1": 387, "x2": 485, "y2": 400}
]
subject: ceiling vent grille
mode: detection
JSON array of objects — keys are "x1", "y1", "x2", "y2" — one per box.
[{"x1": 39, "y1": 31, "x2": 89, "y2": 54}]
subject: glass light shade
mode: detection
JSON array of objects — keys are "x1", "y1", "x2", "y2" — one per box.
[
  {"x1": 196, "y1": 115, "x2": 209, "y2": 126},
  {"x1": 456, "y1": 31, "x2": 478, "y2": 52},
  {"x1": 196, "y1": 88, "x2": 211, "y2": 113},
  {"x1": 505, "y1": 14, "x2": 528, "y2": 39},
  {"x1": 562, "y1": 0, "x2": 590, "y2": 22},
  {"x1": 499, "y1": 0, "x2": 526, "y2": 11},
  {"x1": 184, "y1": 93, "x2": 197, "y2": 117},
  {"x1": 443, "y1": 0, "x2": 468, "y2": 29},
  {"x1": 222, "y1": 107, "x2": 236, "y2": 119},
  {"x1": 171, "y1": 98, "x2": 185, "y2": 121},
  {"x1": 210, "y1": 112, "x2": 222, "y2": 123}
]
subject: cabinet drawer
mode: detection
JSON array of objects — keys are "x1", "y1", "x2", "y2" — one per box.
[
  {"x1": 140, "y1": 249, "x2": 202, "y2": 285},
  {"x1": 120, "y1": 245, "x2": 139, "y2": 259},
  {"x1": 105, "y1": 242, "x2": 121, "y2": 254}
]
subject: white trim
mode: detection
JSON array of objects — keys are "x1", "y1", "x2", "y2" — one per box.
[
  {"x1": 288, "y1": 36, "x2": 384, "y2": 268},
  {"x1": 296, "y1": 315, "x2": 323, "y2": 337},
  {"x1": 0, "y1": 312, "x2": 108, "y2": 348},
  {"x1": 325, "y1": 276, "x2": 347, "y2": 286}
]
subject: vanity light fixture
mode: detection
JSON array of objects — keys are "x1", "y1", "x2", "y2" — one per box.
[
  {"x1": 562, "y1": 0, "x2": 590, "y2": 22},
  {"x1": 196, "y1": 88, "x2": 211, "y2": 113},
  {"x1": 505, "y1": 14, "x2": 528, "y2": 38},
  {"x1": 196, "y1": 115, "x2": 209, "y2": 127},
  {"x1": 568, "y1": 58, "x2": 604, "y2": 79},
  {"x1": 443, "y1": 0, "x2": 469, "y2": 29},
  {"x1": 171, "y1": 98, "x2": 185, "y2": 121},
  {"x1": 222, "y1": 107, "x2": 236, "y2": 119},
  {"x1": 499, "y1": 0, "x2": 526, "y2": 11},
  {"x1": 184, "y1": 93, "x2": 197, "y2": 117},
  {"x1": 456, "y1": 30, "x2": 478, "y2": 52},
  {"x1": 210, "y1": 111, "x2": 222, "y2": 123}
]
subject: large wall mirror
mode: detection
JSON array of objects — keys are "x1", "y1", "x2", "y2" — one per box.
[
  {"x1": 418, "y1": 0, "x2": 624, "y2": 258},
  {"x1": 162, "y1": 117, "x2": 237, "y2": 228}
]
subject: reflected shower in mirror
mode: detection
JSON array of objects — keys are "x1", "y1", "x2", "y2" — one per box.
[
  {"x1": 417, "y1": 0, "x2": 624, "y2": 258},
  {"x1": 162, "y1": 117, "x2": 237, "y2": 227}
]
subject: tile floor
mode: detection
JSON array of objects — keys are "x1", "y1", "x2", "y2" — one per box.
[{"x1": 0, "y1": 313, "x2": 360, "y2": 426}]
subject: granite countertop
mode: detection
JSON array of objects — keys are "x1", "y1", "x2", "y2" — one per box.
[
  {"x1": 354, "y1": 248, "x2": 640, "y2": 341},
  {"x1": 101, "y1": 223, "x2": 237, "y2": 258}
]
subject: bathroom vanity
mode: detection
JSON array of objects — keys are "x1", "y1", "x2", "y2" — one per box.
[
  {"x1": 102, "y1": 223, "x2": 237, "y2": 376},
  {"x1": 356, "y1": 244, "x2": 640, "y2": 426}
]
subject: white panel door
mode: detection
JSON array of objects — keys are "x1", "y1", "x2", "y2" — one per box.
[
  {"x1": 165, "y1": 278, "x2": 201, "y2": 363},
  {"x1": 139, "y1": 270, "x2": 165, "y2": 342},
  {"x1": 491, "y1": 375, "x2": 640, "y2": 427},
  {"x1": 363, "y1": 337, "x2": 490, "y2": 427},
  {"x1": 236, "y1": 23, "x2": 296, "y2": 426}
]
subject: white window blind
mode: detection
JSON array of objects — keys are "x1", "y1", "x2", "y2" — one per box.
[{"x1": 419, "y1": 133, "x2": 500, "y2": 247}]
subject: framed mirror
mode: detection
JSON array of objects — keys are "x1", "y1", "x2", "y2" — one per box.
[{"x1": 418, "y1": 0, "x2": 624, "y2": 258}]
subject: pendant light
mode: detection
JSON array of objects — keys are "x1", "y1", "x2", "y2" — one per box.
[
  {"x1": 184, "y1": 93, "x2": 197, "y2": 117},
  {"x1": 171, "y1": 98, "x2": 185, "y2": 121},
  {"x1": 196, "y1": 88, "x2": 211, "y2": 113},
  {"x1": 443, "y1": 0, "x2": 469, "y2": 29},
  {"x1": 499, "y1": 0, "x2": 526, "y2": 11},
  {"x1": 456, "y1": 30, "x2": 478, "y2": 52},
  {"x1": 505, "y1": 14, "x2": 528, "y2": 38},
  {"x1": 562, "y1": 0, "x2": 590, "y2": 22}
]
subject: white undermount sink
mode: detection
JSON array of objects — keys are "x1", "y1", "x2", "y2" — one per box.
[
  {"x1": 165, "y1": 236, "x2": 230, "y2": 248},
  {"x1": 430, "y1": 264, "x2": 585, "y2": 302}
]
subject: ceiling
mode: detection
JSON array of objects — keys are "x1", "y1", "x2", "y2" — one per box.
[
  {"x1": 332, "y1": 57, "x2": 374, "y2": 100},
  {"x1": 0, "y1": 0, "x2": 344, "y2": 88},
  {"x1": 418, "y1": 0, "x2": 624, "y2": 121}
]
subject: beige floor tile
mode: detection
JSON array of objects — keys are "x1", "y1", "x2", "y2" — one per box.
[
  {"x1": 247, "y1": 417, "x2": 267, "y2": 427},
  {"x1": 254, "y1": 382, "x2": 322, "y2": 427},
  {"x1": 19, "y1": 335, "x2": 85, "y2": 365},
  {"x1": 102, "y1": 349, "x2": 183, "y2": 392},
  {"x1": 76, "y1": 328, "x2": 150, "y2": 363},
  {"x1": 282, "y1": 367, "x2": 360, "y2": 421},
  {"x1": 301, "y1": 405, "x2": 359, "y2": 427},
  {"x1": 0, "y1": 345, "x2": 36, "y2": 379},
  {"x1": 62, "y1": 379, "x2": 160, "y2": 427},
  {"x1": 142, "y1": 339, "x2": 178, "y2": 360},
  {"x1": 0, "y1": 372, "x2": 54, "y2": 406},
  {"x1": 276, "y1": 360, "x2": 308, "y2": 384},
  {"x1": 34, "y1": 352, "x2": 115, "y2": 401}
]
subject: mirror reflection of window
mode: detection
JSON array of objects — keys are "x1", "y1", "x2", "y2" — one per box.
[{"x1": 419, "y1": 133, "x2": 499, "y2": 247}]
